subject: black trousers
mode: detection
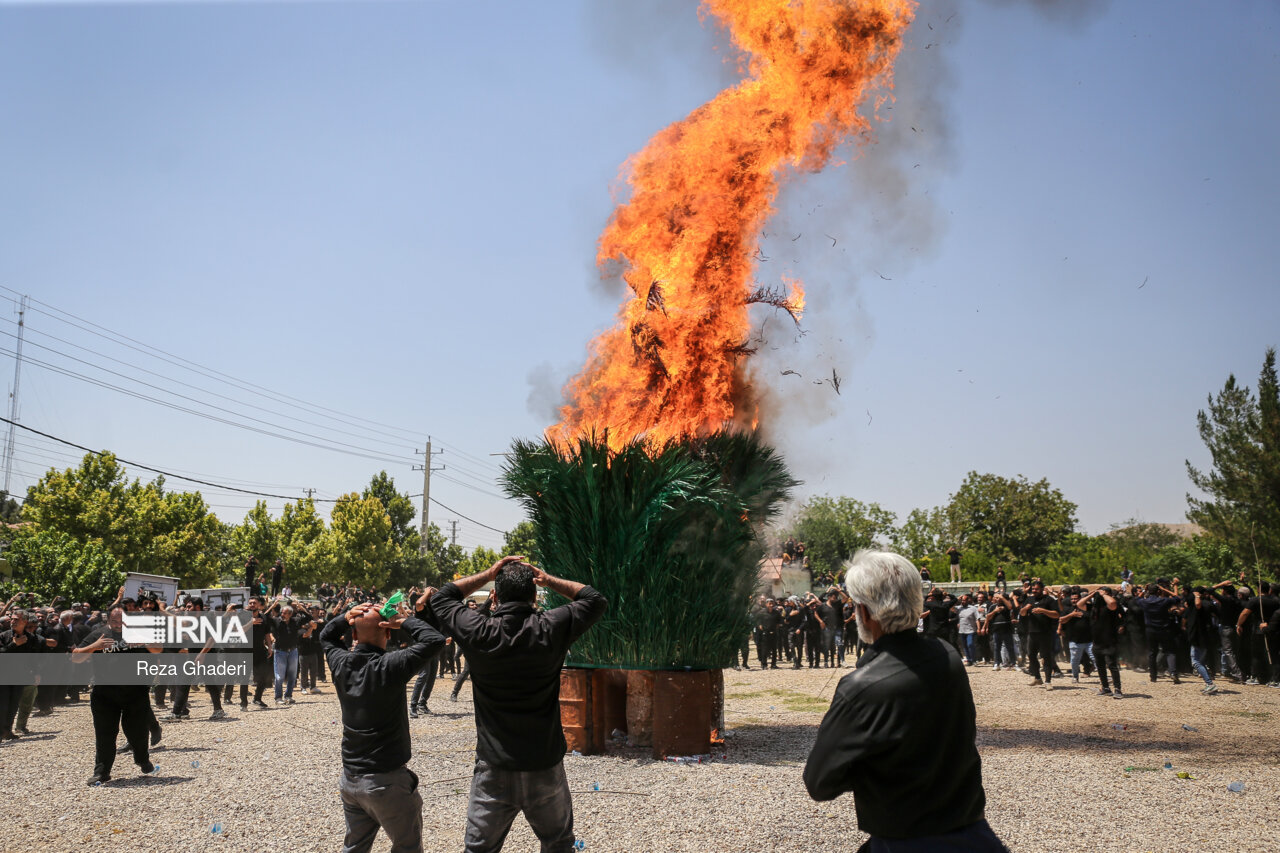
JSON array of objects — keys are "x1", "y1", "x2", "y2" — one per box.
[
  {"x1": 0, "y1": 684, "x2": 22, "y2": 734},
  {"x1": 804, "y1": 631, "x2": 822, "y2": 667},
  {"x1": 253, "y1": 659, "x2": 272, "y2": 702},
  {"x1": 1147, "y1": 631, "x2": 1177, "y2": 680},
  {"x1": 1026, "y1": 633, "x2": 1056, "y2": 682},
  {"x1": 411, "y1": 649, "x2": 442, "y2": 709},
  {"x1": 1251, "y1": 633, "x2": 1280, "y2": 683},
  {"x1": 452, "y1": 656, "x2": 471, "y2": 697},
  {"x1": 300, "y1": 651, "x2": 320, "y2": 689},
  {"x1": 755, "y1": 632, "x2": 777, "y2": 667},
  {"x1": 91, "y1": 688, "x2": 150, "y2": 777},
  {"x1": 1092, "y1": 646, "x2": 1122, "y2": 693}
]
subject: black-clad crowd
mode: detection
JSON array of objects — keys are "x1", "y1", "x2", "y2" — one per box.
[
  {"x1": 748, "y1": 574, "x2": 1280, "y2": 696},
  {"x1": 0, "y1": 582, "x2": 482, "y2": 782}
]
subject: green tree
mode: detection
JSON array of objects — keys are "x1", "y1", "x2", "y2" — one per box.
[
  {"x1": 1, "y1": 528, "x2": 125, "y2": 606},
  {"x1": 230, "y1": 502, "x2": 281, "y2": 573},
  {"x1": 1187, "y1": 348, "x2": 1280, "y2": 570},
  {"x1": 363, "y1": 471, "x2": 417, "y2": 546},
  {"x1": 891, "y1": 506, "x2": 949, "y2": 562},
  {"x1": 503, "y1": 520, "x2": 538, "y2": 561},
  {"x1": 321, "y1": 493, "x2": 395, "y2": 589},
  {"x1": 790, "y1": 496, "x2": 897, "y2": 576},
  {"x1": 0, "y1": 490, "x2": 21, "y2": 523},
  {"x1": 23, "y1": 453, "x2": 223, "y2": 586},
  {"x1": 944, "y1": 472, "x2": 1077, "y2": 565}
]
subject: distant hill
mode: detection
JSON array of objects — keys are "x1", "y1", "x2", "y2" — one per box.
[{"x1": 1107, "y1": 522, "x2": 1204, "y2": 540}]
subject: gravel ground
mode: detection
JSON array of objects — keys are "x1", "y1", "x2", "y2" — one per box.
[{"x1": 4, "y1": 662, "x2": 1279, "y2": 852}]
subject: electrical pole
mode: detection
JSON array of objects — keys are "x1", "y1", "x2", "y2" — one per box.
[
  {"x1": 413, "y1": 437, "x2": 444, "y2": 554},
  {"x1": 303, "y1": 488, "x2": 315, "y2": 500},
  {"x1": 3, "y1": 295, "x2": 28, "y2": 496},
  {"x1": 449, "y1": 520, "x2": 459, "y2": 546}
]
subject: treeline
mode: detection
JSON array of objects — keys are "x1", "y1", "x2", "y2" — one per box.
[
  {"x1": 784, "y1": 347, "x2": 1280, "y2": 589},
  {"x1": 0, "y1": 452, "x2": 534, "y2": 606}
]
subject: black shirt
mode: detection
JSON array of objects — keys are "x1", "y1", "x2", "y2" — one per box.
[
  {"x1": 1135, "y1": 596, "x2": 1180, "y2": 634},
  {"x1": 1089, "y1": 599, "x2": 1123, "y2": 649},
  {"x1": 1062, "y1": 608, "x2": 1091, "y2": 644},
  {"x1": 321, "y1": 616, "x2": 444, "y2": 774},
  {"x1": 803, "y1": 631, "x2": 986, "y2": 839},
  {"x1": 922, "y1": 598, "x2": 952, "y2": 637},
  {"x1": 430, "y1": 582, "x2": 607, "y2": 771},
  {"x1": 1208, "y1": 592, "x2": 1244, "y2": 630},
  {"x1": 1243, "y1": 594, "x2": 1280, "y2": 634},
  {"x1": 268, "y1": 611, "x2": 311, "y2": 652},
  {"x1": 1023, "y1": 594, "x2": 1059, "y2": 634},
  {"x1": 984, "y1": 602, "x2": 1012, "y2": 633}
]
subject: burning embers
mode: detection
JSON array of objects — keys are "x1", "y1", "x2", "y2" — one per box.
[{"x1": 550, "y1": 0, "x2": 915, "y2": 449}]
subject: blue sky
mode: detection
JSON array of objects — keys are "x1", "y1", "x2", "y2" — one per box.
[{"x1": 1, "y1": 0, "x2": 1277, "y2": 550}]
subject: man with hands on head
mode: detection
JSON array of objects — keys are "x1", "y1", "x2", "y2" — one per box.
[
  {"x1": 431, "y1": 555, "x2": 607, "y2": 853},
  {"x1": 322, "y1": 591, "x2": 445, "y2": 853}
]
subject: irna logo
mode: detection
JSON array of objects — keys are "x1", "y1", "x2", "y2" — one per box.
[{"x1": 121, "y1": 612, "x2": 250, "y2": 647}]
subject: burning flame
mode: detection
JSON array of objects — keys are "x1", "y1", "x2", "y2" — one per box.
[{"x1": 551, "y1": 0, "x2": 915, "y2": 449}]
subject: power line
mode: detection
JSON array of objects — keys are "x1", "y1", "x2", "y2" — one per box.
[
  {"x1": 3, "y1": 347, "x2": 414, "y2": 468},
  {"x1": 429, "y1": 496, "x2": 507, "y2": 534},
  {"x1": 0, "y1": 316, "x2": 420, "y2": 456},
  {"x1": 2, "y1": 417, "x2": 516, "y2": 536},
  {"x1": 0, "y1": 416, "x2": 336, "y2": 502},
  {"x1": 0, "y1": 330, "x2": 417, "y2": 465},
  {"x1": 0, "y1": 288, "x2": 427, "y2": 445}
]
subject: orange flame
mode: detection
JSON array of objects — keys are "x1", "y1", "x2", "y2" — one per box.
[{"x1": 551, "y1": 0, "x2": 914, "y2": 449}]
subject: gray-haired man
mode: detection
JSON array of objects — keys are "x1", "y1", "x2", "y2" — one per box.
[{"x1": 804, "y1": 550, "x2": 1007, "y2": 852}]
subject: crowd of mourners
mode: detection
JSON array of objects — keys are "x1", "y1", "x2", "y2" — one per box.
[
  {"x1": 749, "y1": 566, "x2": 1280, "y2": 696},
  {"x1": 0, "y1": 557, "x2": 488, "y2": 783}
]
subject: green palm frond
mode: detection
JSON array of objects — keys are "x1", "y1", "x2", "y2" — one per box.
[{"x1": 501, "y1": 431, "x2": 797, "y2": 669}]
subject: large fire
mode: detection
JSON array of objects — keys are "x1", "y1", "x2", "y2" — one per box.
[{"x1": 551, "y1": 0, "x2": 915, "y2": 449}]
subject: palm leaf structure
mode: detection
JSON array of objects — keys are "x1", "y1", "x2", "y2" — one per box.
[{"x1": 501, "y1": 431, "x2": 797, "y2": 669}]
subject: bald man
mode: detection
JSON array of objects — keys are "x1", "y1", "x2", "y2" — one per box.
[{"x1": 322, "y1": 595, "x2": 445, "y2": 853}]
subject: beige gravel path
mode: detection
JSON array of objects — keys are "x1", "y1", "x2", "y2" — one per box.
[{"x1": 3, "y1": 662, "x2": 1277, "y2": 852}]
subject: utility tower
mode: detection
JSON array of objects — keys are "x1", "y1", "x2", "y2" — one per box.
[
  {"x1": 3, "y1": 295, "x2": 28, "y2": 496},
  {"x1": 413, "y1": 438, "x2": 445, "y2": 554},
  {"x1": 449, "y1": 520, "x2": 459, "y2": 546}
]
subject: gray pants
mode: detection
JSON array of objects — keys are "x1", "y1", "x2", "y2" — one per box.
[
  {"x1": 339, "y1": 766, "x2": 423, "y2": 853},
  {"x1": 465, "y1": 758, "x2": 575, "y2": 853}
]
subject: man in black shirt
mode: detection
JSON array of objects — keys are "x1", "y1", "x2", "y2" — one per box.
[
  {"x1": 982, "y1": 594, "x2": 1015, "y2": 671},
  {"x1": 1020, "y1": 581, "x2": 1059, "y2": 689},
  {"x1": 72, "y1": 607, "x2": 159, "y2": 785},
  {"x1": 755, "y1": 598, "x2": 781, "y2": 669},
  {"x1": 1208, "y1": 582, "x2": 1244, "y2": 682},
  {"x1": 804, "y1": 550, "x2": 1007, "y2": 851},
  {"x1": 0, "y1": 609, "x2": 42, "y2": 739},
  {"x1": 431, "y1": 556, "x2": 606, "y2": 853},
  {"x1": 266, "y1": 598, "x2": 311, "y2": 705},
  {"x1": 784, "y1": 598, "x2": 806, "y2": 669},
  {"x1": 323, "y1": 593, "x2": 444, "y2": 853},
  {"x1": 243, "y1": 556, "x2": 258, "y2": 592},
  {"x1": 1238, "y1": 582, "x2": 1280, "y2": 686},
  {"x1": 270, "y1": 559, "x2": 285, "y2": 597},
  {"x1": 1135, "y1": 583, "x2": 1183, "y2": 683},
  {"x1": 1079, "y1": 588, "x2": 1123, "y2": 698}
]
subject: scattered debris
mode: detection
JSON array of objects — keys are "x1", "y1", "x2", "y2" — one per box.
[
  {"x1": 828, "y1": 369, "x2": 842, "y2": 395},
  {"x1": 1228, "y1": 781, "x2": 1245, "y2": 793},
  {"x1": 645, "y1": 281, "x2": 668, "y2": 315},
  {"x1": 1138, "y1": 275, "x2": 1148, "y2": 289},
  {"x1": 746, "y1": 285, "x2": 803, "y2": 326},
  {"x1": 824, "y1": 233, "x2": 837, "y2": 246},
  {"x1": 781, "y1": 369, "x2": 801, "y2": 378}
]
